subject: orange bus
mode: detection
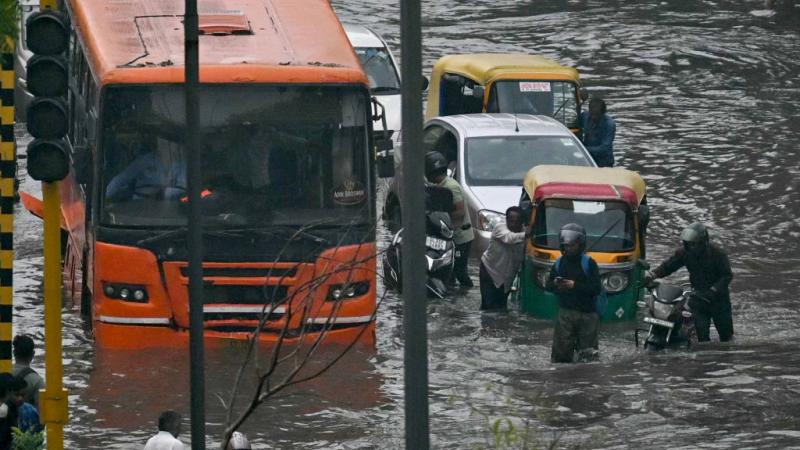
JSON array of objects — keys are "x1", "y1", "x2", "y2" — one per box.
[{"x1": 22, "y1": 0, "x2": 380, "y2": 349}]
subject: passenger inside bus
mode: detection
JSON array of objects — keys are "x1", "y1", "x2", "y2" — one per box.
[{"x1": 105, "y1": 141, "x2": 187, "y2": 202}]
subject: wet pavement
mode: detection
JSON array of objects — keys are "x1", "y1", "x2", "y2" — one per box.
[{"x1": 11, "y1": 0, "x2": 800, "y2": 448}]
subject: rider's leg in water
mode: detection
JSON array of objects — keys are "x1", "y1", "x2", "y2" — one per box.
[
  {"x1": 693, "y1": 309, "x2": 712, "y2": 342},
  {"x1": 713, "y1": 300, "x2": 735, "y2": 342},
  {"x1": 576, "y1": 312, "x2": 600, "y2": 362},
  {"x1": 552, "y1": 309, "x2": 578, "y2": 363}
]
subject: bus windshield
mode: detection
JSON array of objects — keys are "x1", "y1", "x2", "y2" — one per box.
[
  {"x1": 533, "y1": 199, "x2": 635, "y2": 252},
  {"x1": 100, "y1": 85, "x2": 371, "y2": 229},
  {"x1": 487, "y1": 80, "x2": 579, "y2": 129}
]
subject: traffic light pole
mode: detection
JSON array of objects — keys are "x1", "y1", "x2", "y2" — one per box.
[
  {"x1": 184, "y1": 0, "x2": 206, "y2": 448},
  {"x1": 400, "y1": 0, "x2": 430, "y2": 448},
  {"x1": 41, "y1": 181, "x2": 67, "y2": 450}
]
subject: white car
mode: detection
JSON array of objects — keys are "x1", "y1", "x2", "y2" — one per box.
[
  {"x1": 385, "y1": 114, "x2": 598, "y2": 256},
  {"x1": 344, "y1": 24, "x2": 402, "y2": 149}
]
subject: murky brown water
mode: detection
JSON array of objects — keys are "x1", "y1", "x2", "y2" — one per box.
[{"x1": 12, "y1": 0, "x2": 800, "y2": 448}]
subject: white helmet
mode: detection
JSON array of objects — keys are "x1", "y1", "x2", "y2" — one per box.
[{"x1": 226, "y1": 431, "x2": 252, "y2": 450}]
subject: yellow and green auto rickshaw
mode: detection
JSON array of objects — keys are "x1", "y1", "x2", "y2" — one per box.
[
  {"x1": 517, "y1": 165, "x2": 649, "y2": 321},
  {"x1": 426, "y1": 53, "x2": 585, "y2": 133}
]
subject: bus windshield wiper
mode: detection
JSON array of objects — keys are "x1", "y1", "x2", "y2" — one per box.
[{"x1": 137, "y1": 227, "x2": 188, "y2": 247}]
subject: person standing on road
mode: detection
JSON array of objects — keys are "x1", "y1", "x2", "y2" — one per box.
[
  {"x1": 425, "y1": 151, "x2": 475, "y2": 289},
  {"x1": 645, "y1": 223, "x2": 734, "y2": 342},
  {"x1": 579, "y1": 97, "x2": 616, "y2": 167},
  {"x1": 144, "y1": 410, "x2": 185, "y2": 450},
  {"x1": 547, "y1": 223, "x2": 602, "y2": 363},
  {"x1": 479, "y1": 207, "x2": 527, "y2": 310},
  {"x1": 11, "y1": 335, "x2": 45, "y2": 409}
]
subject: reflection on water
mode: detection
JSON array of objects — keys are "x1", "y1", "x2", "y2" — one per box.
[{"x1": 11, "y1": 0, "x2": 800, "y2": 448}]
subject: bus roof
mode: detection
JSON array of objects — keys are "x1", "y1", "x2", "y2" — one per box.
[
  {"x1": 524, "y1": 165, "x2": 646, "y2": 205},
  {"x1": 431, "y1": 53, "x2": 580, "y2": 86},
  {"x1": 67, "y1": 0, "x2": 368, "y2": 86}
]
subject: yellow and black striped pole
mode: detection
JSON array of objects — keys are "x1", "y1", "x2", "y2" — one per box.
[{"x1": 0, "y1": 47, "x2": 15, "y2": 373}]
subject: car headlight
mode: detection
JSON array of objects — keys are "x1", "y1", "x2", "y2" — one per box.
[
  {"x1": 476, "y1": 209, "x2": 505, "y2": 232},
  {"x1": 534, "y1": 268, "x2": 550, "y2": 288},
  {"x1": 601, "y1": 271, "x2": 629, "y2": 293}
]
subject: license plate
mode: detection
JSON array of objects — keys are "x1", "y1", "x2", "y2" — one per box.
[
  {"x1": 644, "y1": 317, "x2": 674, "y2": 328},
  {"x1": 426, "y1": 236, "x2": 448, "y2": 251}
]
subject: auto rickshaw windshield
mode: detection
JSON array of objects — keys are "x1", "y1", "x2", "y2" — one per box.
[
  {"x1": 533, "y1": 198, "x2": 635, "y2": 252},
  {"x1": 487, "y1": 80, "x2": 579, "y2": 128}
]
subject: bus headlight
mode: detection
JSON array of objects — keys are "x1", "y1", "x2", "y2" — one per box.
[
  {"x1": 103, "y1": 283, "x2": 149, "y2": 303},
  {"x1": 476, "y1": 210, "x2": 505, "y2": 232},
  {"x1": 327, "y1": 281, "x2": 370, "y2": 301},
  {"x1": 601, "y1": 271, "x2": 629, "y2": 293}
]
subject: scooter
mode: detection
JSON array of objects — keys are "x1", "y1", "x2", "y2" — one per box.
[
  {"x1": 635, "y1": 281, "x2": 698, "y2": 351},
  {"x1": 382, "y1": 186, "x2": 455, "y2": 298}
]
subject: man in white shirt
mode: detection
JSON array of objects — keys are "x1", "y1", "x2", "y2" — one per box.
[
  {"x1": 144, "y1": 410, "x2": 185, "y2": 450},
  {"x1": 479, "y1": 206, "x2": 527, "y2": 310}
]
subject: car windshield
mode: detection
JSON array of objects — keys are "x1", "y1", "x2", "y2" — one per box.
[
  {"x1": 464, "y1": 136, "x2": 593, "y2": 186},
  {"x1": 488, "y1": 80, "x2": 579, "y2": 129},
  {"x1": 100, "y1": 85, "x2": 372, "y2": 228},
  {"x1": 354, "y1": 47, "x2": 400, "y2": 93},
  {"x1": 533, "y1": 199, "x2": 636, "y2": 252}
]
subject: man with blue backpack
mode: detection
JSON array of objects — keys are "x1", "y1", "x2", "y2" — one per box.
[{"x1": 546, "y1": 223, "x2": 604, "y2": 363}]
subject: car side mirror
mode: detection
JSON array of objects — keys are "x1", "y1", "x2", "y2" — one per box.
[
  {"x1": 472, "y1": 85, "x2": 485, "y2": 100},
  {"x1": 421, "y1": 75, "x2": 429, "y2": 91}
]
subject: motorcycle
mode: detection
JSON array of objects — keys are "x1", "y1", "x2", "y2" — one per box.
[
  {"x1": 382, "y1": 186, "x2": 455, "y2": 298},
  {"x1": 635, "y1": 281, "x2": 698, "y2": 351}
]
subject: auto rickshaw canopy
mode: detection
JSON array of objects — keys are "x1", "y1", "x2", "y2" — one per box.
[
  {"x1": 523, "y1": 165, "x2": 646, "y2": 207},
  {"x1": 430, "y1": 54, "x2": 581, "y2": 86}
]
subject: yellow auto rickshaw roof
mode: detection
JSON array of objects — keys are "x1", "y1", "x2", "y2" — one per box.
[
  {"x1": 431, "y1": 53, "x2": 580, "y2": 85},
  {"x1": 523, "y1": 165, "x2": 647, "y2": 204}
]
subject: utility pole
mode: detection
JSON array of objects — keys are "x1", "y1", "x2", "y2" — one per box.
[
  {"x1": 185, "y1": 0, "x2": 206, "y2": 448},
  {"x1": 400, "y1": 0, "x2": 430, "y2": 448}
]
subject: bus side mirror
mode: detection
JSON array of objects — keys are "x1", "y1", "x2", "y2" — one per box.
[
  {"x1": 377, "y1": 149, "x2": 394, "y2": 178},
  {"x1": 73, "y1": 145, "x2": 93, "y2": 186},
  {"x1": 421, "y1": 76, "x2": 429, "y2": 91}
]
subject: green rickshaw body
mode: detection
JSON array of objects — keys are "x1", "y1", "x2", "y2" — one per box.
[{"x1": 517, "y1": 165, "x2": 648, "y2": 321}]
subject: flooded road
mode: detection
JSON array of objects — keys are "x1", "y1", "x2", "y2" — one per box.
[{"x1": 12, "y1": 0, "x2": 800, "y2": 448}]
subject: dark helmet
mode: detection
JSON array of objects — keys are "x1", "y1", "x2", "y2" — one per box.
[
  {"x1": 424, "y1": 151, "x2": 448, "y2": 179},
  {"x1": 559, "y1": 223, "x2": 586, "y2": 254},
  {"x1": 681, "y1": 222, "x2": 709, "y2": 254}
]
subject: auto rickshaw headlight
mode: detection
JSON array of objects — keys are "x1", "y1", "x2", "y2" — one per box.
[{"x1": 601, "y1": 271, "x2": 629, "y2": 293}]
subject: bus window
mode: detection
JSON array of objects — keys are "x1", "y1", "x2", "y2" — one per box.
[{"x1": 100, "y1": 85, "x2": 370, "y2": 228}]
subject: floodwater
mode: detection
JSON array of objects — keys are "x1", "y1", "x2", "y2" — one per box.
[{"x1": 12, "y1": 0, "x2": 800, "y2": 448}]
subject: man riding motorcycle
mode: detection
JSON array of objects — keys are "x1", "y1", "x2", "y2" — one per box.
[{"x1": 644, "y1": 223, "x2": 734, "y2": 342}]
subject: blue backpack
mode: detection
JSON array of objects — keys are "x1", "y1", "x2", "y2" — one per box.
[{"x1": 554, "y1": 254, "x2": 608, "y2": 316}]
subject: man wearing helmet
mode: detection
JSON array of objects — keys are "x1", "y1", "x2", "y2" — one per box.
[
  {"x1": 425, "y1": 151, "x2": 475, "y2": 289},
  {"x1": 645, "y1": 223, "x2": 734, "y2": 342},
  {"x1": 546, "y1": 223, "x2": 603, "y2": 363}
]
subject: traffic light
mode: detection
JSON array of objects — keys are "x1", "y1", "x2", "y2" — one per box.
[{"x1": 25, "y1": 9, "x2": 70, "y2": 182}]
